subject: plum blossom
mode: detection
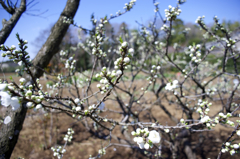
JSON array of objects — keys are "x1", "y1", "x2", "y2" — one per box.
[
  {"x1": 132, "y1": 128, "x2": 160, "y2": 149},
  {"x1": 200, "y1": 115, "x2": 210, "y2": 123},
  {"x1": 36, "y1": 104, "x2": 42, "y2": 109},
  {"x1": 148, "y1": 130, "x2": 161, "y2": 143},
  {"x1": 136, "y1": 137, "x2": 145, "y2": 149},
  {"x1": 144, "y1": 143, "x2": 150, "y2": 149},
  {"x1": 74, "y1": 98, "x2": 80, "y2": 104},
  {"x1": 0, "y1": 91, "x2": 20, "y2": 110},
  {"x1": 0, "y1": 83, "x2": 7, "y2": 91},
  {"x1": 116, "y1": 70, "x2": 122, "y2": 76},
  {"x1": 165, "y1": 80, "x2": 178, "y2": 91},
  {"x1": 236, "y1": 130, "x2": 240, "y2": 136},
  {"x1": 76, "y1": 106, "x2": 81, "y2": 111},
  {"x1": 233, "y1": 144, "x2": 239, "y2": 149}
]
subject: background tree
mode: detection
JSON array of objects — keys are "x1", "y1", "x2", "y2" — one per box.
[
  {"x1": 0, "y1": 0, "x2": 27, "y2": 44},
  {"x1": 0, "y1": 0, "x2": 80, "y2": 158}
]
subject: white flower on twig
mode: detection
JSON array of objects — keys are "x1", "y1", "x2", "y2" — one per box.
[
  {"x1": 148, "y1": 130, "x2": 161, "y2": 143},
  {"x1": 0, "y1": 91, "x2": 20, "y2": 110}
]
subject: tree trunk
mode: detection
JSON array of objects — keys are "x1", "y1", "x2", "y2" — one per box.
[
  {"x1": 0, "y1": 0, "x2": 26, "y2": 44},
  {"x1": 0, "y1": 0, "x2": 80, "y2": 158},
  {"x1": 31, "y1": 0, "x2": 80, "y2": 78}
]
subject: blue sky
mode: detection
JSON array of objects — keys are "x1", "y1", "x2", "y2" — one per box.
[{"x1": 0, "y1": 0, "x2": 240, "y2": 61}]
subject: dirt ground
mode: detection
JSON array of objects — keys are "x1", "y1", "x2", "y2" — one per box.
[{"x1": 0, "y1": 73, "x2": 240, "y2": 159}]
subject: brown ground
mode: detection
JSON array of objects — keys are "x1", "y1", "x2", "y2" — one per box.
[{"x1": 0, "y1": 73, "x2": 239, "y2": 159}]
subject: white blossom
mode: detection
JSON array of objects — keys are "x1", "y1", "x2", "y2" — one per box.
[
  {"x1": 74, "y1": 98, "x2": 80, "y2": 104},
  {"x1": 164, "y1": 129, "x2": 170, "y2": 133},
  {"x1": 128, "y1": 48, "x2": 134, "y2": 54},
  {"x1": 233, "y1": 144, "x2": 239, "y2": 149},
  {"x1": 121, "y1": 42, "x2": 128, "y2": 48},
  {"x1": 236, "y1": 130, "x2": 240, "y2": 136},
  {"x1": 0, "y1": 84, "x2": 7, "y2": 91},
  {"x1": 19, "y1": 78, "x2": 26, "y2": 84},
  {"x1": 116, "y1": 70, "x2": 122, "y2": 76},
  {"x1": 148, "y1": 130, "x2": 160, "y2": 143},
  {"x1": 0, "y1": 92, "x2": 20, "y2": 110},
  {"x1": 76, "y1": 106, "x2": 81, "y2": 111},
  {"x1": 26, "y1": 102, "x2": 33, "y2": 108},
  {"x1": 36, "y1": 104, "x2": 42, "y2": 109},
  {"x1": 144, "y1": 143, "x2": 150, "y2": 149},
  {"x1": 165, "y1": 80, "x2": 178, "y2": 91},
  {"x1": 124, "y1": 57, "x2": 130, "y2": 63},
  {"x1": 200, "y1": 116, "x2": 210, "y2": 123},
  {"x1": 18, "y1": 61, "x2": 22, "y2": 66}
]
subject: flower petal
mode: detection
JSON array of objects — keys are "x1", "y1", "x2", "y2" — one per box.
[
  {"x1": 0, "y1": 91, "x2": 11, "y2": 107},
  {"x1": 0, "y1": 84, "x2": 8, "y2": 91},
  {"x1": 10, "y1": 97, "x2": 20, "y2": 110}
]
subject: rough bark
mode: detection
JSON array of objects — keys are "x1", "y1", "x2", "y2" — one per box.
[
  {"x1": 0, "y1": 0, "x2": 26, "y2": 44},
  {"x1": 0, "y1": 0, "x2": 80, "y2": 158},
  {"x1": 0, "y1": 104, "x2": 28, "y2": 159},
  {"x1": 31, "y1": 0, "x2": 80, "y2": 78}
]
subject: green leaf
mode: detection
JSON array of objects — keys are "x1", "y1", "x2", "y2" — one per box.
[{"x1": 119, "y1": 37, "x2": 123, "y2": 43}]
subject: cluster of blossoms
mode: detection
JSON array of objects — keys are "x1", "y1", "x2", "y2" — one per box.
[
  {"x1": 205, "y1": 87, "x2": 217, "y2": 95},
  {"x1": 225, "y1": 38, "x2": 237, "y2": 48},
  {"x1": 95, "y1": 42, "x2": 133, "y2": 94},
  {"x1": 155, "y1": 41, "x2": 166, "y2": 50},
  {"x1": 195, "y1": 15, "x2": 205, "y2": 24},
  {"x1": 72, "y1": 98, "x2": 81, "y2": 112},
  {"x1": 51, "y1": 128, "x2": 74, "y2": 158},
  {"x1": 164, "y1": 5, "x2": 181, "y2": 21},
  {"x1": 65, "y1": 56, "x2": 76, "y2": 71},
  {"x1": 59, "y1": 50, "x2": 68, "y2": 57},
  {"x1": 25, "y1": 80, "x2": 46, "y2": 109},
  {"x1": 150, "y1": 65, "x2": 161, "y2": 78},
  {"x1": 197, "y1": 100, "x2": 212, "y2": 116},
  {"x1": 90, "y1": 21, "x2": 108, "y2": 58},
  {"x1": 145, "y1": 65, "x2": 161, "y2": 85},
  {"x1": 222, "y1": 142, "x2": 240, "y2": 155},
  {"x1": 63, "y1": 128, "x2": 74, "y2": 142},
  {"x1": 160, "y1": 24, "x2": 169, "y2": 31},
  {"x1": 0, "y1": 83, "x2": 21, "y2": 111},
  {"x1": 154, "y1": 2, "x2": 159, "y2": 12},
  {"x1": 98, "y1": 148, "x2": 106, "y2": 156},
  {"x1": 0, "y1": 38, "x2": 52, "y2": 116},
  {"x1": 78, "y1": 102, "x2": 105, "y2": 117},
  {"x1": 165, "y1": 80, "x2": 178, "y2": 91},
  {"x1": 96, "y1": 67, "x2": 116, "y2": 94},
  {"x1": 62, "y1": 16, "x2": 73, "y2": 24},
  {"x1": 1, "y1": 39, "x2": 30, "y2": 69},
  {"x1": 132, "y1": 128, "x2": 160, "y2": 149},
  {"x1": 216, "y1": 112, "x2": 235, "y2": 127},
  {"x1": 187, "y1": 44, "x2": 202, "y2": 63},
  {"x1": 51, "y1": 146, "x2": 66, "y2": 159},
  {"x1": 196, "y1": 100, "x2": 215, "y2": 128},
  {"x1": 123, "y1": 0, "x2": 136, "y2": 11}
]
